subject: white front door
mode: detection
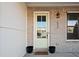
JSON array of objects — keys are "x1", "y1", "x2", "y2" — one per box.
[{"x1": 34, "y1": 12, "x2": 50, "y2": 52}]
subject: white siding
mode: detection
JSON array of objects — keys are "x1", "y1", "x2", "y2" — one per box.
[{"x1": 0, "y1": 2, "x2": 27, "y2": 57}]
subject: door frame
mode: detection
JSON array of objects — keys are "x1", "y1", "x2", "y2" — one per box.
[{"x1": 33, "y1": 11, "x2": 50, "y2": 50}]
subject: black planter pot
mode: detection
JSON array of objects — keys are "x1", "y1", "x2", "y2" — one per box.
[
  {"x1": 49, "y1": 46, "x2": 55, "y2": 53},
  {"x1": 26, "y1": 46, "x2": 33, "y2": 53}
]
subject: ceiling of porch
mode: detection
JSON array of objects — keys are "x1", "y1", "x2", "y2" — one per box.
[{"x1": 25, "y1": 2, "x2": 79, "y2": 7}]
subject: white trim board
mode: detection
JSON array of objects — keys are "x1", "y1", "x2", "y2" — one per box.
[{"x1": 67, "y1": 11, "x2": 79, "y2": 13}]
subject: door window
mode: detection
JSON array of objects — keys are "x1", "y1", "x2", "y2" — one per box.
[{"x1": 37, "y1": 15, "x2": 47, "y2": 39}]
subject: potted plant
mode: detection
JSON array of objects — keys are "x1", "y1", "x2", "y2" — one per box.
[
  {"x1": 26, "y1": 46, "x2": 33, "y2": 53},
  {"x1": 49, "y1": 46, "x2": 56, "y2": 53}
]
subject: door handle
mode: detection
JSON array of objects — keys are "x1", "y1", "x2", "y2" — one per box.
[{"x1": 47, "y1": 32, "x2": 48, "y2": 39}]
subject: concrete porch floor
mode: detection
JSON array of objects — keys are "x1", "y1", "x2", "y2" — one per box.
[{"x1": 24, "y1": 52, "x2": 79, "y2": 57}]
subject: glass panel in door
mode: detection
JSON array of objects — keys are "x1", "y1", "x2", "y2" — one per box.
[{"x1": 37, "y1": 16, "x2": 47, "y2": 39}]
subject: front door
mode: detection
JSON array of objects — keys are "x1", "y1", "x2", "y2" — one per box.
[{"x1": 34, "y1": 12, "x2": 49, "y2": 52}]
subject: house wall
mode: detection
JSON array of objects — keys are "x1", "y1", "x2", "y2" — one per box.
[
  {"x1": 27, "y1": 7, "x2": 79, "y2": 52},
  {"x1": 0, "y1": 2, "x2": 27, "y2": 57}
]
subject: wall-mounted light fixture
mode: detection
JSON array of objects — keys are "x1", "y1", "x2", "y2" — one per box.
[{"x1": 56, "y1": 11, "x2": 60, "y2": 18}]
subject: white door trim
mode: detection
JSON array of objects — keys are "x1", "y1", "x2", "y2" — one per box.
[{"x1": 33, "y1": 11, "x2": 50, "y2": 50}]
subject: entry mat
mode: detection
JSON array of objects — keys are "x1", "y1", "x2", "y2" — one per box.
[{"x1": 34, "y1": 51, "x2": 48, "y2": 55}]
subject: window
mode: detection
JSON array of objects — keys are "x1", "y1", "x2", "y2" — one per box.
[
  {"x1": 37, "y1": 16, "x2": 46, "y2": 28},
  {"x1": 67, "y1": 13, "x2": 79, "y2": 40},
  {"x1": 37, "y1": 16, "x2": 41, "y2": 22},
  {"x1": 37, "y1": 16, "x2": 47, "y2": 39},
  {"x1": 42, "y1": 16, "x2": 46, "y2": 22}
]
